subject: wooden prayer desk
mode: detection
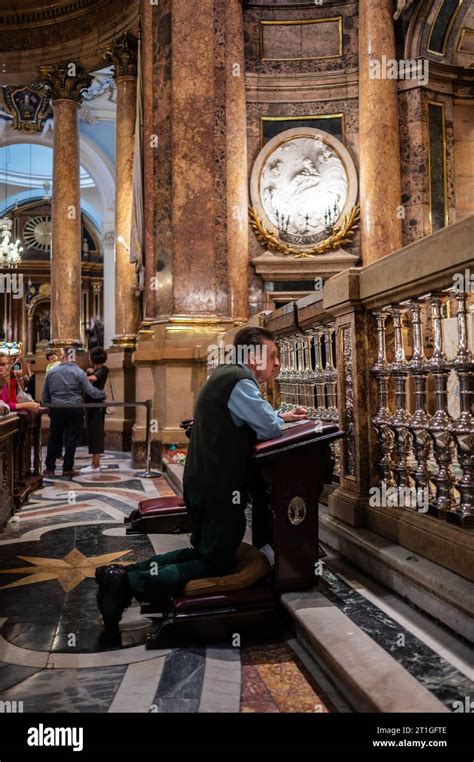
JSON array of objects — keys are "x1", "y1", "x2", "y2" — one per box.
[
  {"x1": 129, "y1": 419, "x2": 344, "y2": 648},
  {"x1": 251, "y1": 420, "x2": 343, "y2": 593}
]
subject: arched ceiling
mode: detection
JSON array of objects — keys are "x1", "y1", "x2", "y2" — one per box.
[
  {"x1": 402, "y1": 0, "x2": 474, "y2": 70},
  {"x1": 0, "y1": 0, "x2": 139, "y2": 85}
]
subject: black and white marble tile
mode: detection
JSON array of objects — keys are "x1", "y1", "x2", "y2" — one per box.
[{"x1": 321, "y1": 569, "x2": 474, "y2": 709}]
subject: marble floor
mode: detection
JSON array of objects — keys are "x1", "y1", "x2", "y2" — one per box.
[{"x1": 0, "y1": 449, "x2": 339, "y2": 714}]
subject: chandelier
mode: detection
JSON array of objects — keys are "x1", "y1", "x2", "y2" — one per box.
[{"x1": 0, "y1": 217, "x2": 23, "y2": 268}]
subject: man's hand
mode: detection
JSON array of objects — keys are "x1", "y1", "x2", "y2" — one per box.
[{"x1": 280, "y1": 406, "x2": 308, "y2": 422}]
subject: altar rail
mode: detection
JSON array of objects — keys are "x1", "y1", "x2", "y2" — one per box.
[
  {"x1": 201, "y1": 215, "x2": 473, "y2": 578},
  {"x1": 0, "y1": 415, "x2": 19, "y2": 530},
  {"x1": 14, "y1": 409, "x2": 45, "y2": 510},
  {"x1": 272, "y1": 216, "x2": 473, "y2": 579}
]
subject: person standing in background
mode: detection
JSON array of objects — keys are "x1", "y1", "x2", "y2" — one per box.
[
  {"x1": 42, "y1": 347, "x2": 106, "y2": 477},
  {"x1": 45, "y1": 349, "x2": 60, "y2": 374},
  {"x1": 81, "y1": 347, "x2": 109, "y2": 474}
]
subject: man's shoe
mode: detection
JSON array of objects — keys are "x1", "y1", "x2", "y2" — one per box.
[
  {"x1": 95, "y1": 564, "x2": 127, "y2": 616},
  {"x1": 44, "y1": 470, "x2": 55, "y2": 477},
  {"x1": 95, "y1": 565, "x2": 132, "y2": 638},
  {"x1": 62, "y1": 470, "x2": 79, "y2": 477}
]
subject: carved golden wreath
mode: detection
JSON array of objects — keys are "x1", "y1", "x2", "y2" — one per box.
[{"x1": 249, "y1": 205, "x2": 360, "y2": 259}]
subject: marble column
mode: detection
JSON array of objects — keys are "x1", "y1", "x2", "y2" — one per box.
[
  {"x1": 41, "y1": 63, "x2": 92, "y2": 347},
  {"x1": 106, "y1": 33, "x2": 140, "y2": 348},
  {"x1": 141, "y1": 0, "x2": 155, "y2": 321},
  {"x1": 172, "y1": 0, "x2": 217, "y2": 315},
  {"x1": 102, "y1": 226, "x2": 116, "y2": 348},
  {"x1": 226, "y1": 0, "x2": 249, "y2": 323},
  {"x1": 27, "y1": 314, "x2": 34, "y2": 356},
  {"x1": 359, "y1": 0, "x2": 402, "y2": 265}
]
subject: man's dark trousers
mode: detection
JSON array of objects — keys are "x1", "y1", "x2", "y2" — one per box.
[
  {"x1": 127, "y1": 548, "x2": 234, "y2": 602},
  {"x1": 46, "y1": 408, "x2": 83, "y2": 472}
]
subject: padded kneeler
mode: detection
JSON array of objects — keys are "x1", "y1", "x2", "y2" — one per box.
[
  {"x1": 141, "y1": 543, "x2": 281, "y2": 648},
  {"x1": 125, "y1": 496, "x2": 190, "y2": 535}
]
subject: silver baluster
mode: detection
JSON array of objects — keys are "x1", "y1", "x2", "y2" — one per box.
[
  {"x1": 276, "y1": 338, "x2": 289, "y2": 412},
  {"x1": 389, "y1": 304, "x2": 414, "y2": 500},
  {"x1": 406, "y1": 299, "x2": 433, "y2": 510},
  {"x1": 425, "y1": 294, "x2": 455, "y2": 517},
  {"x1": 312, "y1": 327, "x2": 327, "y2": 420},
  {"x1": 295, "y1": 334, "x2": 306, "y2": 408},
  {"x1": 449, "y1": 290, "x2": 474, "y2": 526},
  {"x1": 303, "y1": 332, "x2": 316, "y2": 416},
  {"x1": 372, "y1": 309, "x2": 396, "y2": 489},
  {"x1": 323, "y1": 324, "x2": 338, "y2": 422}
]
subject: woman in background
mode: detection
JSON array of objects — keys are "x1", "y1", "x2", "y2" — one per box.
[
  {"x1": 0, "y1": 353, "x2": 40, "y2": 413},
  {"x1": 81, "y1": 347, "x2": 109, "y2": 474}
]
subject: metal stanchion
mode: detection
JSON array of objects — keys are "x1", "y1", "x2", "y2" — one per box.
[
  {"x1": 137, "y1": 399, "x2": 162, "y2": 478},
  {"x1": 42, "y1": 400, "x2": 162, "y2": 479}
]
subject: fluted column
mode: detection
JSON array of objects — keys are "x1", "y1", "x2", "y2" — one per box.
[
  {"x1": 225, "y1": 0, "x2": 249, "y2": 322},
  {"x1": 106, "y1": 33, "x2": 140, "y2": 348},
  {"x1": 359, "y1": 0, "x2": 402, "y2": 264},
  {"x1": 41, "y1": 63, "x2": 92, "y2": 347}
]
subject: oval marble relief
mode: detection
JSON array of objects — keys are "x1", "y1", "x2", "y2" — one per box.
[{"x1": 250, "y1": 127, "x2": 358, "y2": 248}]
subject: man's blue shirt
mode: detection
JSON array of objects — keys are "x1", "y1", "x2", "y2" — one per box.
[{"x1": 227, "y1": 365, "x2": 283, "y2": 441}]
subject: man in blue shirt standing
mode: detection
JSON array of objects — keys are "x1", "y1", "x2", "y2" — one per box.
[
  {"x1": 42, "y1": 347, "x2": 106, "y2": 477},
  {"x1": 96, "y1": 326, "x2": 307, "y2": 643}
]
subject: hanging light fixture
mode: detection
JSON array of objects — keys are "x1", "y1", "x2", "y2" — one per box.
[{"x1": 0, "y1": 146, "x2": 23, "y2": 269}]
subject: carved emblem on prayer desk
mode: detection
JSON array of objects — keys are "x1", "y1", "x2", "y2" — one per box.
[{"x1": 287, "y1": 495, "x2": 307, "y2": 526}]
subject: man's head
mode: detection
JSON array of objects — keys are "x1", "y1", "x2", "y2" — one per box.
[
  {"x1": 45, "y1": 349, "x2": 58, "y2": 363},
  {"x1": 90, "y1": 347, "x2": 107, "y2": 365},
  {"x1": 233, "y1": 326, "x2": 280, "y2": 384},
  {"x1": 60, "y1": 346, "x2": 77, "y2": 363}
]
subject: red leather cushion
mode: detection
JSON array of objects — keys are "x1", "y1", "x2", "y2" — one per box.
[
  {"x1": 174, "y1": 585, "x2": 273, "y2": 612},
  {"x1": 137, "y1": 496, "x2": 185, "y2": 513}
]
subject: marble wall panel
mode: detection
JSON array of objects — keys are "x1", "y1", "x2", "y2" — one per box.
[
  {"x1": 260, "y1": 19, "x2": 342, "y2": 62},
  {"x1": 453, "y1": 102, "x2": 474, "y2": 219},
  {"x1": 244, "y1": 1, "x2": 358, "y2": 75}
]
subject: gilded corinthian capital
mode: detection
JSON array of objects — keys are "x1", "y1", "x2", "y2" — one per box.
[
  {"x1": 104, "y1": 32, "x2": 138, "y2": 79},
  {"x1": 39, "y1": 63, "x2": 93, "y2": 103}
]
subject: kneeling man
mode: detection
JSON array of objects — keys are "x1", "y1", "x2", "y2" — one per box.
[{"x1": 96, "y1": 327, "x2": 307, "y2": 641}]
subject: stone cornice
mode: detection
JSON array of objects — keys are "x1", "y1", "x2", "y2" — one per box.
[
  {"x1": 246, "y1": 69, "x2": 358, "y2": 102},
  {"x1": 0, "y1": 0, "x2": 109, "y2": 30}
]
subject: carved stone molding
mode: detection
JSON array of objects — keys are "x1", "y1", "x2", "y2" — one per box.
[
  {"x1": 0, "y1": 1, "x2": 109, "y2": 30},
  {"x1": 342, "y1": 325, "x2": 356, "y2": 478},
  {"x1": 39, "y1": 62, "x2": 92, "y2": 103},
  {"x1": 104, "y1": 32, "x2": 138, "y2": 80}
]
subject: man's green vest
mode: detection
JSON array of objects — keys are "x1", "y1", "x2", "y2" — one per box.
[{"x1": 183, "y1": 364, "x2": 258, "y2": 570}]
